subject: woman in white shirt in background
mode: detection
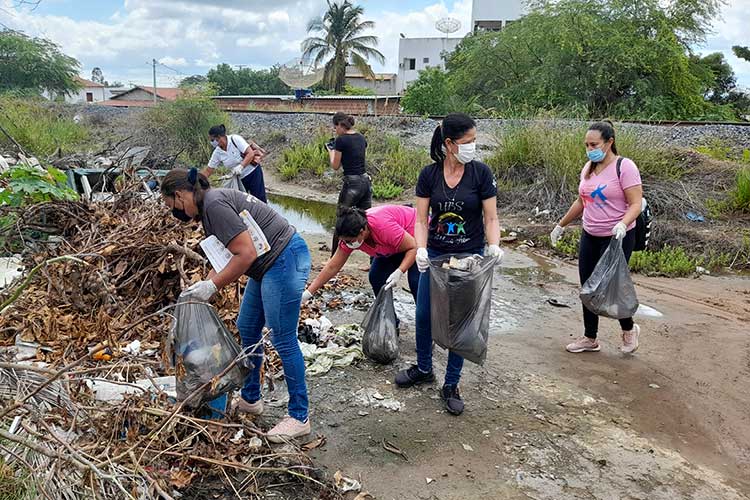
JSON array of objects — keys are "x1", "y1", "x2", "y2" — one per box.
[{"x1": 202, "y1": 124, "x2": 268, "y2": 202}]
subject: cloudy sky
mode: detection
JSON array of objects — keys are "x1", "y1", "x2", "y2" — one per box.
[{"x1": 1, "y1": 0, "x2": 748, "y2": 89}]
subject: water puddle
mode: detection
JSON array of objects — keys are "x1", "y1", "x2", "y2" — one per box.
[{"x1": 268, "y1": 193, "x2": 337, "y2": 234}]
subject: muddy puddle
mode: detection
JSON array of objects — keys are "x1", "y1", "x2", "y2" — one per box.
[{"x1": 268, "y1": 193, "x2": 337, "y2": 233}]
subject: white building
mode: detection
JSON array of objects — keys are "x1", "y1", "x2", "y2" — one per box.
[
  {"x1": 44, "y1": 77, "x2": 130, "y2": 104},
  {"x1": 396, "y1": 37, "x2": 462, "y2": 93},
  {"x1": 472, "y1": 0, "x2": 526, "y2": 32},
  {"x1": 395, "y1": 0, "x2": 526, "y2": 93}
]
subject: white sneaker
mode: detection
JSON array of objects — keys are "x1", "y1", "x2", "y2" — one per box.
[
  {"x1": 621, "y1": 324, "x2": 641, "y2": 354},
  {"x1": 235, "y1": 397, "x2": 264, "y2": 416},
  {"x1": 266, "y1": 416, "x2": 311, "y2": 443},
  {"x1": 566, "y1": 336, "x2": 601, "y2": 353}
]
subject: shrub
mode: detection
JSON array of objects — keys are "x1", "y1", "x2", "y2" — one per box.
[
  {"x1": 372, "y1": 179, "x2": 404, "y2": 200},
  {"x1": 367, "y1": 135, "x2": 429, "y2": 195},
  {"x1": 731, "y1": 166, "x2": 750, "y2": 212},
  {"x1": 278, "y1": 135, "x2": 329, "y2": 180},
  {"x1": 629, "y1": 246, "x2": 700, "y2": 277},
  {"x1": 139, "y1": 93, "x2": 229, "y2": 166},
  {"x1": 0, "y1": 97, "x2": 88, "y2": 156}
]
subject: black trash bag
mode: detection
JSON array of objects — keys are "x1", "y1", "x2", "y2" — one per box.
[
  {"x1": 360, "y1": 287, "x2": 399, "y2": 364},
  {"x1": 222, "y1": 174, "x2": 246, "y2": 192},
  {"x1": 168, "y1": 294, "x2": 250, "y2": 408},
  {"x1": 580, "y1": 237, "x2": 639, "y2": 319},
  {"x1": 429, "y1": 253, "x2": 498, "y2": 366}
]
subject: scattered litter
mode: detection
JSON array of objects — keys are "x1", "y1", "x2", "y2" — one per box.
[
  {"x1": 231, "y1": 429, "x2": 244, "y2": 443},
  {"x1": 299, "y1": 342, "x2": 363, "y2": 376},
  {"x1": 302, "y1": 435, "x2": 327, "y2": 451},
  {"x1": 462, "y1": 443, "x2": 474, "y2": 452},
  {"x1": 685, "y1": 211, "x2": 706, "y2": 223},
  {"x1": 358, "y1": 410, "x2": 369, "y2": 417},
  {"x1": 122, "y1": 339, "x2": 141, "y2": 355},
  {"x1": 247, "y1": 436, "x2": 263, "y2": 451},
  {"x1": 649, "y1": 383, "x2": 661, "y2": 389},
  {"x1": 334, "y1": 470, "x2": 361, "y2": 493},
  {"x1": 482, "y1": 430, "x2": 491, "y2": 436},
  {"x1": 85, "y1": 375, "x2": 177, "y2": 402},
  {"x1": 382, "y1": 439, "x2": 409, "y2": 461},
  {"x1": 426, "y1": 477, "x2": 435, "y2": 484},
  {"x1": 636, "y1": 304, "x2": 664, "y2": 318},
  {"x1": 547, "y1": 298, "x2": 570, "y2": 308},
  {"x1": 696, "y1": 266, "x2": 710, "y2": 275},
  {"x1": 354, "y1": 388, "x2": 403, "y2": 411}
]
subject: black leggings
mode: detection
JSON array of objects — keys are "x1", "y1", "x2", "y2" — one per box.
[
  {"x1": 579, "y1": 229, "x2": 636, "y2": 338},
  {"x1": 332, "y1": 174, "x2": 372, "y2": 256}
]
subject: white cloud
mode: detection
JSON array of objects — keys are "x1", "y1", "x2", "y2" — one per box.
[
  {"x1": 159, "y1": 56, "x2": 188, "y2": 67},
  {"x1": 701, "y1": 0, "x2": 750, "y2": 89}
]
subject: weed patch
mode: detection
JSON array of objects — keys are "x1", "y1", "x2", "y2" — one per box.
[
  {"x1": 278, "y1": 134, "x2": 329, "y2": 180},
  {"x1": 0, "y1": 97, "x2": 88, "y2": 156}
]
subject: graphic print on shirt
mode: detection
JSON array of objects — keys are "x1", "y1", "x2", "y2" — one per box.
[
  {"x1": 434, "y1": 211, "x2": 471, "y2": 246},
  {"x1": 590, "y1": 184, "x2": 608, "y2": 209}
]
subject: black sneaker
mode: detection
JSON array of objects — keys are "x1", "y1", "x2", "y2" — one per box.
[
  {"x1": 395, "y1": 365, "x2": 435, "y2": 388},
  {"x1": 441, "y1": 384, "x2": 464, "y2": 415}
]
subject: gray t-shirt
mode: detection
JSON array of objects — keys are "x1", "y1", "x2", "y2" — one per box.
[{"x1": 201, "y1": 188, "x2": 294, "y2": 281}]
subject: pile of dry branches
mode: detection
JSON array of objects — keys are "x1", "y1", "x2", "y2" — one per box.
[{"x1": 0, "y1": 196, "x2": 334, "y2": 499}]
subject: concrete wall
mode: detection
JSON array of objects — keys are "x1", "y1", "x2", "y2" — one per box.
[
  {"x1": 397, "y1": 37, "x2": 462, "y2": 93},
  {"x1": 345, "y1": 77, "x2": 398, "y2": 95},
  {"x1": 212, "y1": 96, "x2": 401, "y2": 116},
  {"x1": 471, "y1": 0, "x2": 526, "y2": 31}
]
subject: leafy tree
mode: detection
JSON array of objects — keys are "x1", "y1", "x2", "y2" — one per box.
[
  {"x1": 444, "y1": 0, "x2": 728, "y2": 120},
  {"x1": 690, "y1": 52, "x2": 736, "y2": 103},
  {"x1": 207, "y1": 64, "x2": 290, "y2": 95},
  {"x1": 302, "y1": 0, "x2": 385, "y2": 92},
  {"x1": 179, "y1": 74, "x2": 208, "y2": 88},
  {"x1": 401, "y1": 68, "x2": 452, "y2": 115},
  {"x1": 733, "y1": 45, "x2": 750, "y2": 63},
  {"x1": 0, "y1": 29, "x2": 80, "y2": 95}
]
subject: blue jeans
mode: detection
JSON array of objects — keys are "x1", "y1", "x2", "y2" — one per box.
[
  {"x1": 236, "y1": 233, "x2": 311, "y2": 421},
  {"x1": 415, "y1": 247, "x2": 483, "y2": 386},
  {"x1": 369, "y1": 252, "x2": 419, "y2": 303}
]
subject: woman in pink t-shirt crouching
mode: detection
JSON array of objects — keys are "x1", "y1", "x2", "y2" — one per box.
[
  {"x1": 302, "y1": 205, "x2": 419, "y2": 308},
  {"x1": 549, "y1": 121, "x2": 644, "y2": 355}
]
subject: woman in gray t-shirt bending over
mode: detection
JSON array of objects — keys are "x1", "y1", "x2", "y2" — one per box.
[{"x1": 162, "y1": 167, "x2": 312, "y2": 442}]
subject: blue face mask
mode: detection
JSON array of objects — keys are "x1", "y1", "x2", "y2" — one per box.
[{"x1": 587, "y1": 148, "x2": 606, "y2": 163}]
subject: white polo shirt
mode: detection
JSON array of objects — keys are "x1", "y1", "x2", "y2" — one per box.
[{"x1": 208, "y1": 134, "x2": 256, "y2": 178}]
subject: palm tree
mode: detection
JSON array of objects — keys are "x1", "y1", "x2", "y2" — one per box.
[{"x1": 302, "y1": 1, "x2": 385, "y2": 93}]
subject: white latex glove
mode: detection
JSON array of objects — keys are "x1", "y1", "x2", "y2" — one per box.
[
  {"x1": 301, "y1": 289, "x2": 313, "y2": 304},
  {"x1": 550, "y1": 224, "x2": 564, "y2": 248},
  {"x1": 612, "y1": 222, "x2": 627, "y2": 240},
  {"x1": 383, "y1": 269, "x2": 403, "y2": 290},
  {"x1": 185, "y1": 279, "x2": 217, "y2": 302},
  {"x1": 416, "y1": 248, "x2": 430, "y2": 273},
  {"x1": 487, "y1": 244, "x2": 504, "y2": 263},
  {"x1": 232, "y1": 165, "x2": 244, "y2": 176}
]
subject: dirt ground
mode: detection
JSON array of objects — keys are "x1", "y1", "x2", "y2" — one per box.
[{"x1": 250, "y1": 171, "x2": 750, "y2": 500}]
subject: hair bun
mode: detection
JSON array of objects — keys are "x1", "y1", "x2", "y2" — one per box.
[{"x1": 188, "y1": 167, "x2": 198, "y2": 185}]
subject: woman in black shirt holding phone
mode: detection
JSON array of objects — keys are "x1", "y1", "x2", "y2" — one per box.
[{"x1": 327, "y1": 112, "x2": 372, "y2": 256}]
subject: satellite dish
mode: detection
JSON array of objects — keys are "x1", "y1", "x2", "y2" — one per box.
[
  {"x1": 279, "y1": 57, "x2": 325, "y2": 90},
  {"x1": 435, "y1": 17, "x2": 461, "y2": 36}
]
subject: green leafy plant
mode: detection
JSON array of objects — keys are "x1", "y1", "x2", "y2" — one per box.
[
  {"x1": 372, "y1": 179, "x2": 404, "y2": 199},
  {"x1": 731, "y1": 166, "x2": 750, "y2": 213},
  {"x1": 278, "y1": 135, "x2": 329, "y2": 180},
  {"x1": 695, "y1": 139, "x2": 732, "y2": 161},
  {"x1": 0, "y1": 164, "x2": 78, "y2": 206},
  {"x1": 629, "y1": 246, "x2": 700, "y2": 277}
]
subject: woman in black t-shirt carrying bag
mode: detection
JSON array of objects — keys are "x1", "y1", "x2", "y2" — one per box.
[
  {"x1": 394, "y1": 113, "x2": 503, "y2": 416},
  {"x1": 327, "y1": 112, "x2": 372, "y2": 256}
]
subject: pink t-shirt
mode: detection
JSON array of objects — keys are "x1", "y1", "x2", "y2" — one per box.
[
  {"x1": 339, "y1": 205, "x2": 417, "y2": 257},
  {"x1": 579, "y1": 157, "x2": 642, "y2": 237}
]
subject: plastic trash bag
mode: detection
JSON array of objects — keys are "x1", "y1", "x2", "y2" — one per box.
[
  {"x1": 360, "y1": 287, "x2": 399, "y2": 364},
  {"x1": 429, "y1": 253, "x2": 498, "y2": 366},
  {"x1": 222, "y1": 174, "x2": 246, "y2": 192},
  {"x1": 169, "y1": 294, "x2": 249, "y2": 408},
  {"x1": 580, "y1": 238, "x2": 639, "y2": 319}
]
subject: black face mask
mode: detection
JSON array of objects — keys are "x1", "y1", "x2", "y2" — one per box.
[{"x1": 171, "y1": 196, "x2": 193, "y2": 222}]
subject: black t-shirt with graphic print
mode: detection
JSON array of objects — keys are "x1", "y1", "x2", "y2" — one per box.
[{"x1": 415, "y1": 160, "x2": 497, "y2": 253}]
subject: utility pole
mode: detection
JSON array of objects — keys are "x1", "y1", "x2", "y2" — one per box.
[{"x1": 152, "y1": 59, "x2": 157, "y2": 105}]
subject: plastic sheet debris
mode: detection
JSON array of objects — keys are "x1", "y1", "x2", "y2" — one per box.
[
  {"x1": 170, "y1": 295, "x2": 249, "y2": 408},
  {"x1": 122, "y1": 340, "x2": 141, "y2": 355},
  {"x1": 334, "y1": 470, "x2": 361, "y2": 493},
  {"x1": 580, "y1": 238, "x2": 639, "y2": 319},
  {"x1": 361, "y1": 287, "x2": 399, "y2": 364},
  {"x1": 430, "y1": 254, "x2": 498, "y2": 365},
  {"x1": 85, "y1": 376, "x2": 177, "y2": 402},
  {"x1": 635, "y1": 304, "x2": 664, "y2": 318},
  {"x1": 353, "y1": 387, "x2": 403, "y2": 411},
  {"x1": 299, "y1": 342, "x2": 363, "y2": 376},
  {"x1": 0, "y1": 255, "x2": 24, "y2": 290}
]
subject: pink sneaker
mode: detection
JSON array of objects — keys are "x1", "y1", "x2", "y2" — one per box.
[
  {"x1": 566, "y1": 336, "x2": 601, "y2": 353},
  {"x1": 621, "y1": 324, "x2": 641, "y2": 354},
  {"x1": 266, "y1": 416, "x2": 311, "y2": 443},
  {"x1": 235, "y1": 398, "x2": 264, "y2": 416}
]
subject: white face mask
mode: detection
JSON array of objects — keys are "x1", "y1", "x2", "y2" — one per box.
[
  {"x1": 454, "y1": 142, "x2": 476, "y2": 164},
  {"x1": 345, "y1": 240, "x2": 362, "y2": 250},
  {"x1": 210, "y1": 139, "x2": 219, "y2": 148}
]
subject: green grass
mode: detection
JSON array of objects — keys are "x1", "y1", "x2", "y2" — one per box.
[
  {"x1": 731, "y1": 166, "x2": 750, "y2": 213},
  {"x1": 485, "y1": 121, "x2": 687, "y2": 205},
  {"x1": 0, "y1": 459, "x2": 36, "y2": 500},
  {"x1": 278, "y1": 134, "x2": 329, "y2": 180},
  {"x1": 371, "y1": 179, "x2": 404, "y2": 200},
  {"x1": 629, "y1": 246, "x2": 701, "y2": 277},
  {"x1": 0, "y1": 97, "x2": 88, "y2": 157},
  {"x1": 366, "y1": 135, "x2": 429, "y2": 198},
  {"x1": 552, "y1": 228, "x2": 582, "y2": 258}
]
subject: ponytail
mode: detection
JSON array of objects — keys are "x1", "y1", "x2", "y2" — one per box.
[
  {"x1": 161, "y1": 167, "x2": 211, "y2": 209},
  {"x1": 586, "y1": 120, "x2": 618, "y2": 178},
  {"x1": 430, "y1": 113, "x2": 477, "y2": 165},
  {"x1": 335, "y1": 206, "x2": 368, "y2": 237}
]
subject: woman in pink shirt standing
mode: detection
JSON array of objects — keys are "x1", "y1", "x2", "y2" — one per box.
[
  {"x1": 303, "y1": 205, "x2": 419, "y2": 304},
  {"x1": 549, "y1": 121, "x2": 643, "y2": 354}
]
